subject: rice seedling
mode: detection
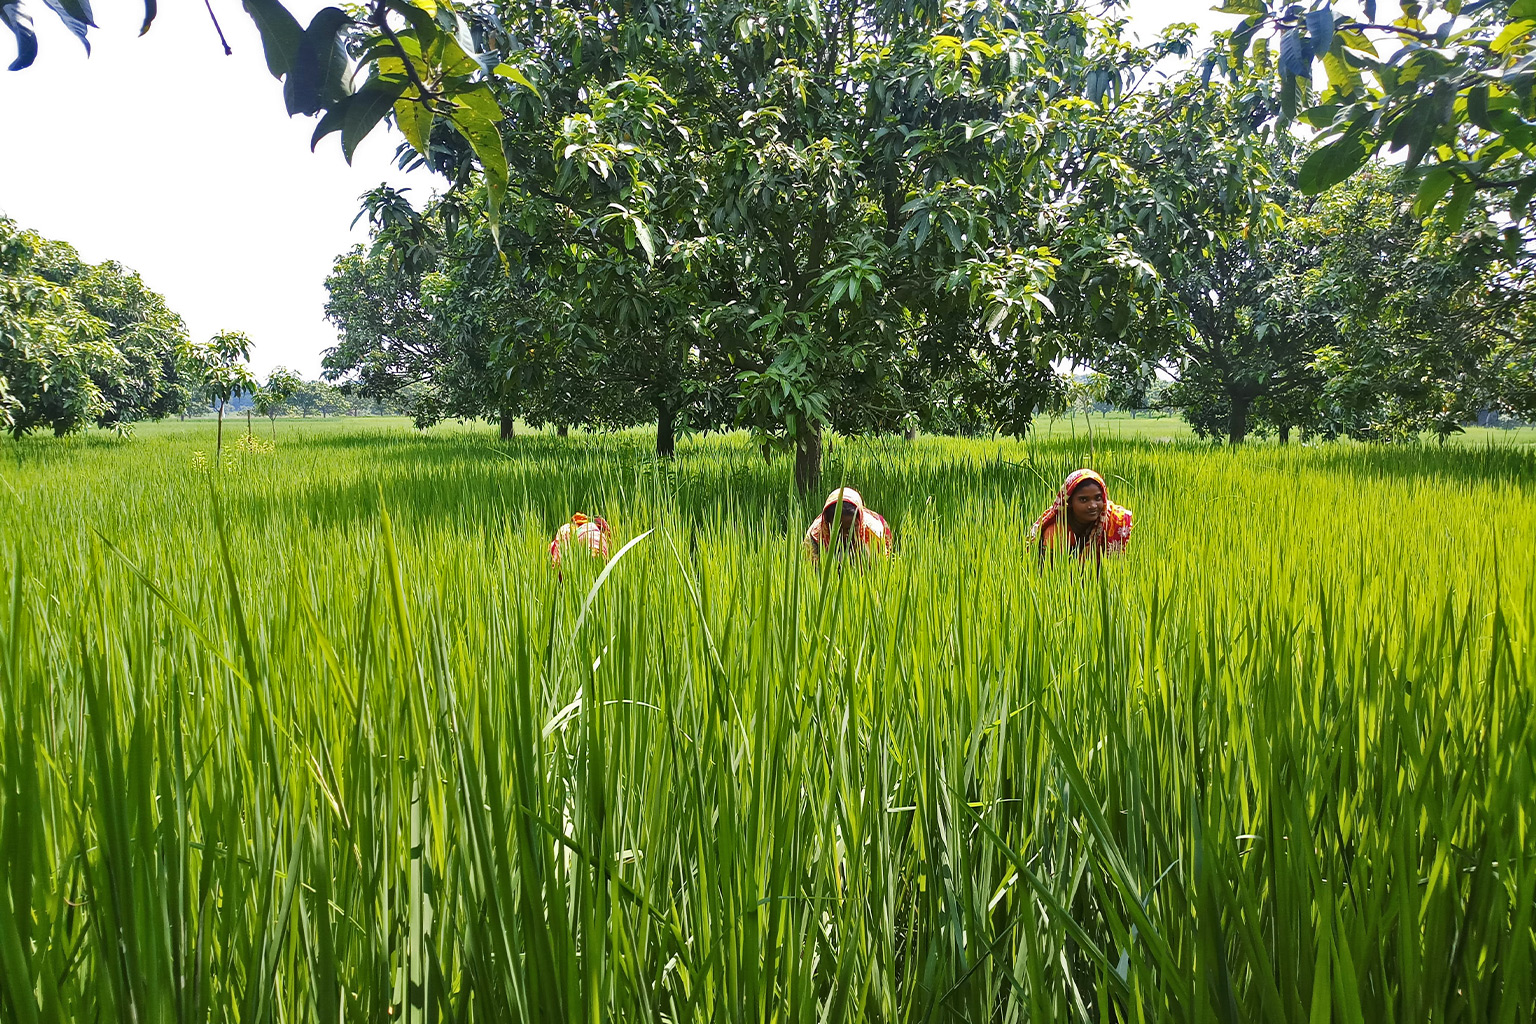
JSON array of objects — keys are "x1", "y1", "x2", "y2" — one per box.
[{"x1": 0, "y1": 421, "x2": 1531, "y2": 1022}]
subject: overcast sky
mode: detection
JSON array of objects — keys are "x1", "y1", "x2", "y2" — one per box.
[{"x1": 1, "y1": 0, "x2": 1235, "y2": 378}]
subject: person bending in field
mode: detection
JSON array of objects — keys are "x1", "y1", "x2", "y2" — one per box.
[
  {"x1": 804, "y1": 487, "x2": 893, "y2": 562},
  {"x1": 550, "y1": 512, "x2": 611, "y2": 567},
  {"x1": 1030, "y1": 468, "x2": 1133, "y2": 563}
]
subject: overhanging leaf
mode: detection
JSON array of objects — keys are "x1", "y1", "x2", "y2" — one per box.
[
  {"x1": 342, "y1": 75, "x2": 409, "y2": 162},
  {"x1": 1297, "y1": 132, "x2": 1370, "y2": 193},
  {"x1": 39, "y1": 0, "x2": 90, "y2": 51},
  {"x1": 282, "y1": 7, "x2": 353, "y2": 117},
  {"x1": 242, "y1": 0, "x2": 303, "y2": 79},
  {"x1": 1278, "y1": 28, "x2": 1312, "y2": 79},
  {"x1": 1, "y1": 3, "x2": 38, "y2": 71},
  {"x1": 633, "y1": 218, "x2": 656, "y2": 263},
  {"x1": 1413, "y1": 165, "x2": 1454, "y2": 216},
  {"x1": 394, "y1": 94, "x2": 433, "y2": 154},
  {"x1": 493, "y1": 61, "x2": 541, "y2": 98},
  {"x1": 1305, "y1": 6, "x2": 1334, "y2": 61},
  {"x1": 448, "y1": 99, "x2": 508, "y2": 238}
]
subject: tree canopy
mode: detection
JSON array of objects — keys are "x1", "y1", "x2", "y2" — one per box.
[
  {"x1": 0, "y1": 215, "x2": 199, "y2": 437},
  {"x1": 6, "y1": 0, "x2": 1534, "y2": 472}
]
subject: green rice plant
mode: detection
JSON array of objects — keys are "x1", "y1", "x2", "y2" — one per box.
[{"x1": 0, "y1": 421, "x2": 1531, "y2": 1022}]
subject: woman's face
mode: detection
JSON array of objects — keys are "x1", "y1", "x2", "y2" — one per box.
[
  {"x1": 829, "y1": 501, "x2": 858, "y2": 536},
  {"x1": 1067, "y1": 481, "x2": 1105, "y2": 528}
]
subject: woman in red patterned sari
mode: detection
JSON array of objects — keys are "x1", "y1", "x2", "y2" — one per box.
[
  {"x1": 1031, "y1": 469, "x2": 1133, "y2": 562},
  {"x1": 803, "y1": 487, "x2": 892, "y2": 563},
  {"x1": 550, "y1": 512, "x2": 612, "y2": 567}
]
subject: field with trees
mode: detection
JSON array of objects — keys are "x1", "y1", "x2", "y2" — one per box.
[
  {"x1": 2, "y1": 0, "x2": 1535, "y2": 1018},
  {"x1": 0, "y1": 420, "x2": 1533, "y2": 1020}
]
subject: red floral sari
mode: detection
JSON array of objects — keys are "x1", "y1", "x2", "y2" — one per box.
[{"x1": 1031, "y1": 469, "x2": 1133, "y2": 561}]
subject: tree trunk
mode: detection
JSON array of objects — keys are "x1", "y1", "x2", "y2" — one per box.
[
  {"x1": 557, "y1": 424, "x2": 569, "y2": 438},
  {"x1": 246, "y1": 408, "x2": 252, "y2": 435},
  {"x1": 794, "y1": 427, "x2": 822, "y2": 495},
  {"x1": 656, "y1": 402, "x2": 676, "y2": 458},
  {"x1": 904, "y1": 424, "x2": 917, "y2": 442},
  {"x1": 216, "y1": 400, "x2": 225, "y2": 461},
  {"x1": 1228, "y1": 395, "x2": 1250, "y2": 445},
  {"x1": 1279, "y1": 422, "x2": 1291, "y2": 445},
  {"x1": 499, "y1": 406, "x2": 515, "y2": 440}
]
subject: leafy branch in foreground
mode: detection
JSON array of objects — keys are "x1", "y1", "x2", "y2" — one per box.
[
  {"x1": 1212, "y1": 0, "x2": 1535, "y2": 238},
  {"x1": 3, "y1": 0, "x2": 526, "y2": 228}
]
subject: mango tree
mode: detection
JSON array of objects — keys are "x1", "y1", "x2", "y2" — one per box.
[{"x1": 198, "y1": 330, "x2": 257, "y2": 460}]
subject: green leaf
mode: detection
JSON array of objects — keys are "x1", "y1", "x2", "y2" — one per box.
[
  {"x1": 1, "y1": 3, "x2": 39, "y2": 71},
  {"x1": 310, "y1": 102, "x2": 347, "y2": 151},
  {"x1": 1321, "y1": 50, "x2": 1361, "y2": 96},
  {"x1": 1298, "y1": 132, "x2": 1370, "y2": 193},
  {"x1": 1306, "y1": 6, "x2": 1335, "y2": 60},
  {"x1": 1280, "y1": 69, "x2": 1300, "y2": 123},
  {"x1": 1279, "y1": 29, "x2": 1311, "y2": 78},
  {"x1": 394, "y1": 95, "x2": 433, "y2": 154},
  {"x1": 448, "y1": 100, "x2": 508, "y2": 238},
  {"x1": 40, "y1": 0, "x2": 91, "y2": 51},
  {"x1": 633, "y1": 218, "x2": 656, "y2": 263},
  {"x1": 342, "y1": 75, "x2": 409, "y2": 162},
  {"x1": 242, "y1": 0, "x2": 302, "y2": 79},
  {"x1": 1413, "y1": 166, "x2": 1453, "y2": 216},
  {"x1": 1466, "y1": 84, "x2": 1490, "y2": 129},
  {"x1": 1441, "y1": 181, "x2": 1473, "y2": 230},
  {"x1": 1491, "y1": 20, "x2": 1535, "y2": 55},
  {"x1": 1211, "y1": 0, "x2": 1267, "y2": 15},
  {"x1": 493, "y1": 62, "x2": 541, "y2": 98},
  {"x1": 282, "y1": 7, "x2": 353, "y2": 117}
]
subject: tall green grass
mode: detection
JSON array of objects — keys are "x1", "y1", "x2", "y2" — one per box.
[{"x1": 0, "y1": 422, "x2": 1532, "y2": 1022}]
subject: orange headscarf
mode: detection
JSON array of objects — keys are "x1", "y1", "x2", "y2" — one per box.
[{"x1": 1031, "y1": 469, "x2": 1133, "y2": 560}]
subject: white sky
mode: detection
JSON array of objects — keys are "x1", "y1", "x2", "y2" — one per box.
[{"x1": 0, "y1": 0, "x2": 1234, "y2": 378}]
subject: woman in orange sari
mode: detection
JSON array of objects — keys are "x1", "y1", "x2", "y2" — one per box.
[{"x1": 1030, "y1": 469, "x2": 1133, "y2": 562}]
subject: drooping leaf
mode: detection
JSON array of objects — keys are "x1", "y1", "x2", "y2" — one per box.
[
  {"x1": 1278, "y1": 28, "x2": 1312, "y2": 79},
  {"x1": 341, "y1": 75, "x2": 410, "y2": 162},
  {"x1": 1305, "y1": 6, "x2": 1335, "y2": 60},
  {"x1": 242, "y1": 0, "x2": 303, "y2": 79},
  {"x1": 448, "y1": 99, "x2": 508, "y2": 237},
  {"x1": 1, "y1": 2, "x2": 38, "y2": 71},
  {"x1": 1280, "y1": 66, "x2": 1300, "y2": 122},
  {"x1": 282, "y1": 7, "x2": 353, "y2": 117},
  {"x1": 39, "y1": 0, "x2": 90, "y2": 51},
  {"x1": 1466, "y1": 84, "x2": 1490, "y2": 130},
  {"x1": 1413, "y1": 165, "x2": 1454, "y2": 216},
  {"x1": 1297, "y1": 132, "x2": 1370, "y2": 193},
  {"x1": 394, "y1": 95, "x2": 433, "y2": 154},
  {"x1": 1441, "y1": 182, "x2": 1474, "y2": 231},
  {"x1": 633, "y1": 218, "x2": 656, "y2": 263},
  {"x1": 493, "y1": 61, "x2": 541, "y2": 98},
  {"x1": 310, "y1": 102, "x2": 347, "y2": 151}
]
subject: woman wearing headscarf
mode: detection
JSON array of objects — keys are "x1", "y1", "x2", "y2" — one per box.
[
  {"x1": 803, "y1": 486, "x2": 892, "y2": 562},
  {"x1": 1031, "y1": 468, "x2": 1133, "y2": 562},
  {"x1": 550, "y1": 512, "x2": 612, "y2": 567}
]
